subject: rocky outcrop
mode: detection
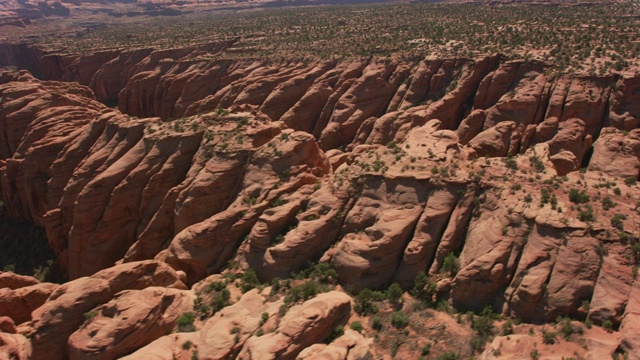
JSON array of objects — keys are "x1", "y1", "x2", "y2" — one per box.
[
  {"x1": 0, "y1": 331, "x2": 31, "y2": 360},
  {"x1": 67, "y1": 287, "x2": 195, "y2": 360},
  {"x1": 29, "y1": 261, "x2": 186, "y2": 360},
  {"x1": 296, "y1": 329, "x2": 372, "y2": 360},
  {"x1": 237, "y1": 291, "x2": 352, "y2": 360},
  {"x1": 0, "y1": 272, "x2": 39, "y2": 290},
  {"x1": 0, "y1": 282, "x2": 58, "y2": 324},
  {"x1": 588, "y1": 128, "x2": 640, "y2": 179},
  {"x1": 123, "y1": 287, "x2": 284, "y2": 360}
]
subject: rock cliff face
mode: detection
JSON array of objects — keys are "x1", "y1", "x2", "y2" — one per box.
[{"x1": 1, "y1": 43, "x2": 639, "y2": 359}]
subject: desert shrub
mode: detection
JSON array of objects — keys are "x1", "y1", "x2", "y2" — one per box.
[
  {"x1": 210, "y1": 289, "x2": 231, "y2": 312},
  {"x1": 558, "y1": 317, "x2": 575, "y2": 340},
  {"x1": 542, "y1": 328, "x2": 557, "y2": 344},
  {"x1": 530, "y1": 349, "x2": 540, "y2": 360},
  {"x1": 386, "y1": 283, "x2": 404, "y2": 303},
  {"x1": 391, "y1": 310, "x2": 409, "y2": 329},
  {"x1": 354, "y1": 288, "x2": 380, "y2": 315},
  {"x1": 502, "y1": 319, "x2": 514, "y2": 335},
  {"x1": 421, "y1": 343, "x2": 431, "y2": 356},
  {"x1": 411, "y1": 271, "x2": 437, "y2": 305},
  {"x1": 177, "y1": 312, "x2": 196, "y2": 332},
  {"x1": 284, "y1": 280, "x2": 319, "y2": 304},
  {"x1": 326, "y1": 325, "x2": 344, "y2": 343},
  {"x1": 624, "y1": 176, "x2": 637, "y2": 186},
  {"x1": 441, "y1": 253, "x2": 460, "y2": 276},
  {"x1": 240, "y1": 269, "x2": 261, "y2": 293},
  {"x1": 602, "y1": 196, "x2": 616, "y2": 210},
  {"x1": 307, "y1": 262, "x2": 338, "y2": 284},
  {"x1": 578, "y1": 205, "x2": 594, "y2": 222},
  {"x1": 569, "y1": 188, "x2": 590, "y2": 204},
  {"x1": 350, "y1": 321, "x2": 363, "y2": 333},
  {"x1": 611, "y1": 214, "x2": 626, "y2": 230},
  {"x1": 371, "y1": 316, "x2": 383, "y2": 331},
  {"x1": 470, "y1": 306, "x2": 497, "y2": 351},
  {"x1": 436, "y1": 352, "x2": 460, "y2": 360}
]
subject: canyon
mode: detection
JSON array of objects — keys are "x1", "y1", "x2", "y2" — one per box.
[{"x1": 1, "y1": 10, "x2": 640, "y2": 359}]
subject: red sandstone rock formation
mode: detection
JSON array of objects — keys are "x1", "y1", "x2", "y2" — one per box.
[{"x1": 0, "y1": 46, "x2": 639, "y2": 358}]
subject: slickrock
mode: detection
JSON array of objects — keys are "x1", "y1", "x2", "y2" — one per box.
[
  {"x1": 330, "y1": 177, "x2": 427, "y2": 291},
  {"x1": 296, "y1": 329, "x2": 372, "y2": 360},
  {"x1": 67, "y1": 287, "x2": 195, "y2": 360},
  {"x1": 122, "y1": 288, "x2": 283, "y2": 360},
  {"x1": 0, "y1": 316, "x2": 16, "y2": 333},
  {"x1": 0, "y1": 272, "x2": 39, "y2": 290},
  {"x1": 588, "y1": 128, "x2": 640, "y2": 179},
  {"x1": 161, "y1": 130, "x2": 330, "y2": 284},
  {"x1": 0, "y1": 282, "x2": 58, "y2": 324},
  {"x1": 467, "y1": 121, "x2": 515, "y2": 157},
  {"x1": 318, "y1": 61, "x2": 410, "y2": 150},
  {"x1": 588, "y1": 244, "x2": 635, "y2": 326},
  {"x1": 480, "y1": 332, "x2": 606, "y2": 360},
  {"x1": 237, "y1": 291, "x2": 352, "y2": 360},
  {"x1": 546, "y1": 118, "x2": 592, "y2": 175},
  {"x1": 609, "y1": 75, "x2": 640, "y2": 130},
  {"x1": 0, "y1": 72, "x2": 110, "y2": 223},
  {"x1": 245, "y1": 185, "x2": 350, "y2": 281},
  {"x1": 619, "y1": 280, "x2": 640, "y2": 360},
  {"x1": 0, "y1": 332, "x2": 31, "y2": 360},
  {"x1": 29, "y1": 261, "x2": 186, "y2": 360}
]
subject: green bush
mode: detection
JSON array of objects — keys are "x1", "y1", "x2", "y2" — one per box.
[
  {"x1": 285, "y1": 280, "x2": 319, "y2": 304},
  {"x1": 350, "y1": 321, "x2": 363, "y2": 333},
  {"x1": 240, "y1": 269, "x2": 261, "y2": 293},
  {"x1": 611, "y1": 214, "x2": 626, "y2": 230},
  {"x1": 206, "y1": 281, "x2": 226, "y2": 293},
  {"x1": 558, "y1": 317, "x2": 575, "y2": 340},
  {"x1": 569, "y1": 188, "x2": 590, "y2": 204},
  {"x1": 578, "y1": 205, "x2": 595, "y2": 222},
  {"x1": 530, "y1": 349, "x2": 540, "y2": 360},
  {"x1": 436, "y1": 352, "x2": 460, "y2": 360},
  {"x1": 470, "y1": 306, "x2": 496, "y2": 348},
  {"x1": 371, "y1": 316, "x2": 383, "y2": 331},
  {"x1": 177, "y1": 312, "x2": 196, "y2": 332},
  {"x1": 502, "y1": 319, "x2": 514, "y2": 335},
  {"x1": 354, "y1": 288, "x2": 379, "y2": 315},
  {"x1": 411, "y1": 271, "x2": 437, "y2": 304},
  {"x1": 307, "y1": 262, "x2": 338, "y2": 284},
  {"x1": 327, "y1": 325, "x2": 344, "y2": 343},
  {"x1": 602, "y1": 196, "x2": 616, "y2": 210},
  {"x1": 542, "y1": 328, "x2": 557, "y2": 344},
  {"x1": 420, "y1": 343, "x2": 431, "y2": 356},
  {"x1": 624, "y1": 176, "x2": 637, "y2": 186},
  {"x1": 441, "y1": 253, "x2": 460, "y2": 276},
  {"x1": 386, "y1": 283, "x2": 404, "y2": 303},
  {"x1": 210, "y1": 289, "x2": 231, "y2": 312},
  {"x1": 391, "y1": 310, "x2": 409, "y2": 329}
]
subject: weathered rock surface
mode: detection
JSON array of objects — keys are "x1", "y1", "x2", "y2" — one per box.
[
  {"x1": 237, "y1": 291, "x2": 352, "y2": 360},
  {"x1": 29, "y1": 261, "x2": 186, "y2": 360},
  {"x1": 1, "y1": 46, "x2": 640, "y2": 358},
  {"x1": 122, "y1": 287, "x2": 283, "y2": 360},
  {"x1": 296, "y1": 329, "x2": 372, "y2": 360},
  {"x1": 0, "y1": 272, "x2": 39, "y2": 290},
  {"x1": 0, "y1": 282, "x2": 58, "y2": 324},
  {"x1": 66, "y1": 287, "x2": 194, "y2": 360},
  {"x1": 0, "y1": 331, "x2": 31, "y2": 360}
]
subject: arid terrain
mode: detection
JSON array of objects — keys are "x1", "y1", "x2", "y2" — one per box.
[{"x1": 1, "y1": 0, "x2": 639, "y2": 359}]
